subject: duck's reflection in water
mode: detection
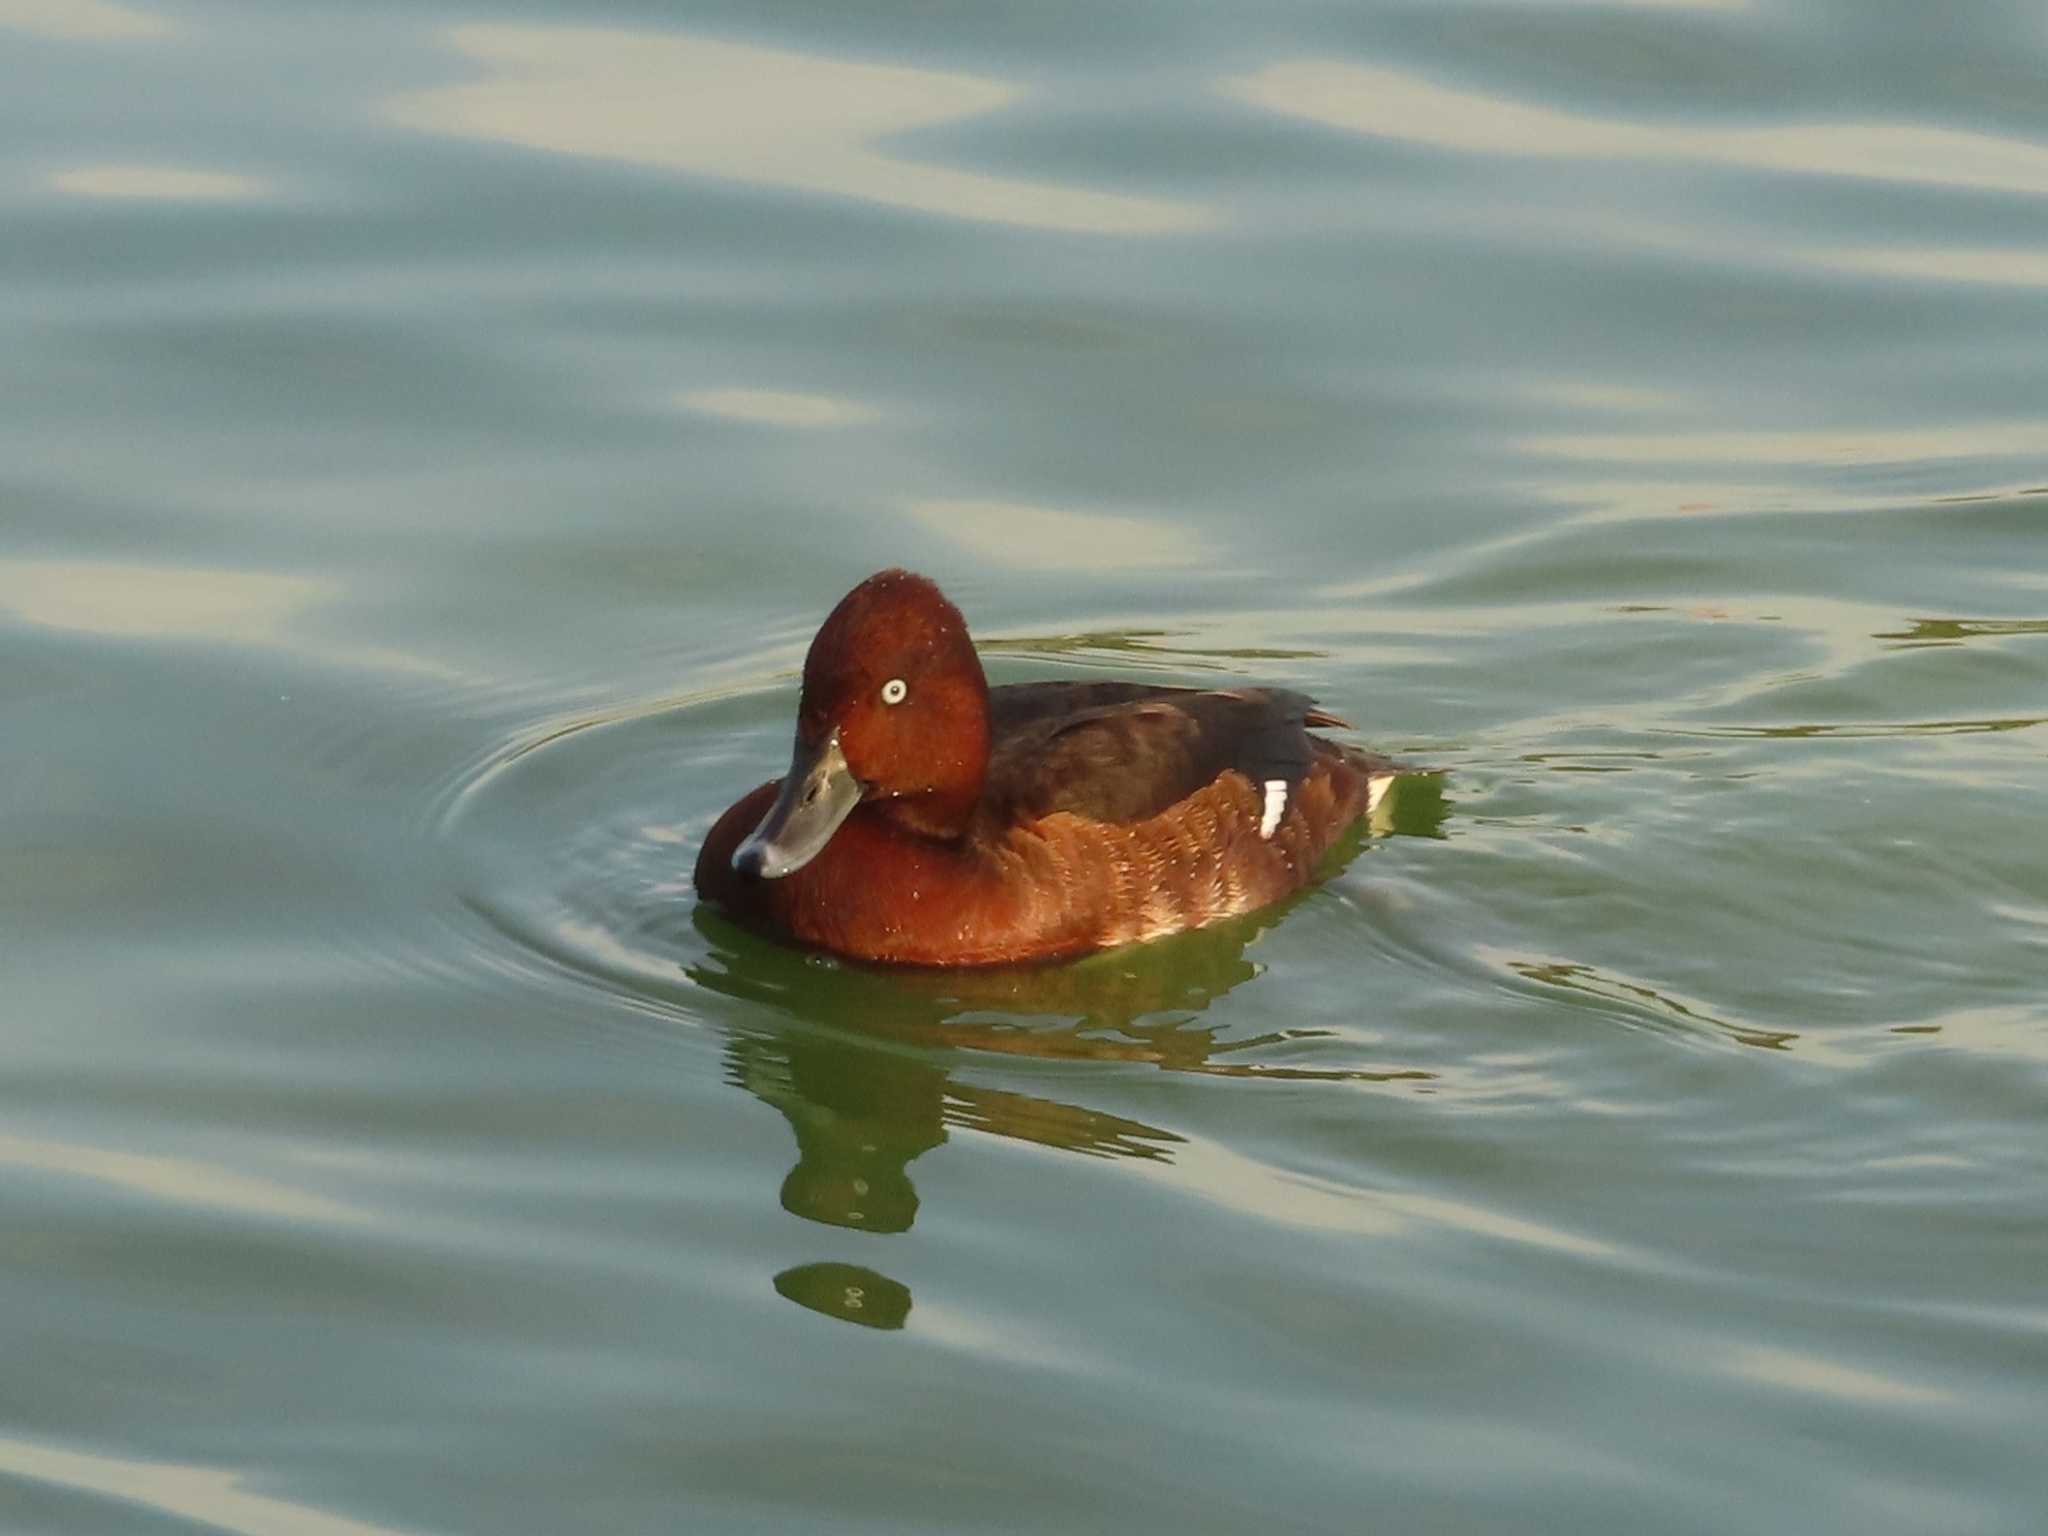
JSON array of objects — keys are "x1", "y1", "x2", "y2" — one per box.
[
  {"x1": 697, "y1": 912, "x2": 1253, "y2": 1327},
  {"x1": 688, "y1": 791, "x2": 1446, "y2": 1329},
  {"x1": 772, "y1": 1262, "x2": 911, "y2": 1330}
]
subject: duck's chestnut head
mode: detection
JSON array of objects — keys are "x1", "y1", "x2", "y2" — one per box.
[{"x1": 734, "y1": 570, "x2": 991, "y2": 878}]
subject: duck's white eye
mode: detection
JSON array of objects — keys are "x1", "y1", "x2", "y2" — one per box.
[{"x1": 880, "y1": 677, "x2": 908, "y2": 705}]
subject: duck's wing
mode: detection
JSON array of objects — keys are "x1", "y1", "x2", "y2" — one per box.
[
  {"x1": 987, "y1": 681, "x2": 1192, "y2": 737},
  {"x1": 986, "y1": 684, "x2": 1351, "y2": 829}
]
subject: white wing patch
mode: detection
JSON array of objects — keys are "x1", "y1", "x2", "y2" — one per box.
[
  {"x1": 1259, "y1": 778, "x2": 1288, "y2": 839},
  {"x1": 1365, "y1": 772, "x2": 1395, "y2": 815}
]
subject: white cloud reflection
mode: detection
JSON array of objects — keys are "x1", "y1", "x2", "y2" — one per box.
[
  {"x1": 910, "y1": 497, "x2": 1208, "y2": 570},
  {"x1": 1162, "y1": 1136, "x2": 1620, "y2": 1258},
  {"x1": 1520, "y1": 421, "x2": 2048, "y2": 466},
  {"x1": 49, "y1": 164, "x2": 264, "y2": 201},
  {"x1": 1810, "y1": 244, "x2": 2048, "y2": 289},
  {"x1": 0, "y1": 0, "x2": 172, "y2": 39},
  {"x1": 389, "y1": 26, "x2": 1211, "y2": 235},
  {"x1": 1227, "y1": 61, "x2": 2048, "y2": 200},
  {"x1": 0, "y1": 558, "x2": 474, "y2": 683},
  {"x1": 0, "y1": 560, "x2": 324, "y2": 641},
  {"x1": 0, "y1": 1439, "x2": 406, "y2": 1536},
  {"x1": 677, "y1": 387, "x2": 878, "y2": 427},
  {"x1": 0, "y1": 1133, "x2": 363, "y2": 1226},
  {"x1": 1730, "y1": 1345, "x2": 1950, "y2": 1407}
]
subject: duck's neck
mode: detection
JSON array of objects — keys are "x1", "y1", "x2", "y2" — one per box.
[
  {"x1": 875, "y1": 784, "x2": 982, "y2": 843},
  {"x1": 879, "y1": 692, "x2": 988, "y2": 842}
]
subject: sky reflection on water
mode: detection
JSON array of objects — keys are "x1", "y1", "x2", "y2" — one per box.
[
  {"x1": 389, "y1": 26, "x2": 1214, "y2": 235},
  {"x1": 5, "y1": 0, "x2": 2047, "y2": 1531}
]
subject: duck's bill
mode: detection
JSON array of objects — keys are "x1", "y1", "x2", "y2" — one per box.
[{"x1": 732, "y1": 729, "x2": 863, "y2": 879}]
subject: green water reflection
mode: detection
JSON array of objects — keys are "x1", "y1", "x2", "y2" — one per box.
[
  {"x1": 690, "y1": 777, "x2": 1448, "y2": 1327},
  {"x1": 773, "y1": 1262, "x2": 913, "y2": 1330},
  {"x1": 19, "y1": 0, "x2": 2048, "y2": 1523}
]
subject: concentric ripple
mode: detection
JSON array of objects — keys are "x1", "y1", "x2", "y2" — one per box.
[{"x1": 435, "y1": 659, "x2": 1472, "y2": 1080}]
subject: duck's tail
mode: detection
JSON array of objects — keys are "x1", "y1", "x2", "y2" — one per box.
[
  {"x1": 1343, "y1": 744, "x2": 1436, "y2": 818},
  {"x1": 1303, "y1": 706, "x2": 1439, "y2": 821}
]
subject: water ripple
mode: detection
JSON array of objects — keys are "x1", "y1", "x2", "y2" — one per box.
[
  {"x1": 389, "y1": 26, "x2": 1213, "y2": 235},
  {"x1": 1227, "y1": 59, "x2": 2048, "y2": 200},
  {"x1": 0, "y1": 1438, "x2": 408, "y2": 1536}
]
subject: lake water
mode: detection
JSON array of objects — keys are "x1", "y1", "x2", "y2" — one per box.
[{"x1": 5, "y1": 1, "x2": 2046, "y2": 1531}]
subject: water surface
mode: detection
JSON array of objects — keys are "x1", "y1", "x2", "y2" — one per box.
[{"x1": 4, "y1": 1, "x2": 2046, "y2": 1532}]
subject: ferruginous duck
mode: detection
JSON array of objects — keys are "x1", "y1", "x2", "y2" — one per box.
[{"x1": 695, "y1": 570, "x2": 1406, "y2": 965}]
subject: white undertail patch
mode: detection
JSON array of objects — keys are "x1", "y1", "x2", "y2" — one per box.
[{"x1": 1259, "y1": 778, "x2": 1287, "y2": 839}]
